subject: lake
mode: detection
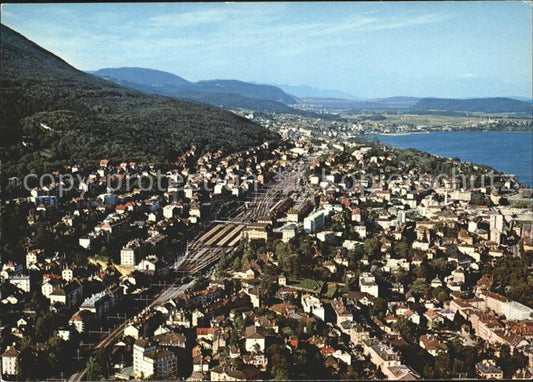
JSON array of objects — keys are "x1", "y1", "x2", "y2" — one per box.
[{"x1": 375, "y1": 131, "x2": 533, "y2": 187}]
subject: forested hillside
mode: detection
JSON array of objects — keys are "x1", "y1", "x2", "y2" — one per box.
[
  {"x1": 0, "y1": 24, "x2": 279, "y2": 176},
  {"x1": 410, "y1": 97, "x2": 532, "y2": 115}
]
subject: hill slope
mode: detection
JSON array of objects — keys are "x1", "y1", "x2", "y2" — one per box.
[
  {"x1": 194, "y1": 79, "x2": 297, "y2": 104},
  {"x1": 92, "y1": 67, "x2": 191, "y2": 87},
  {"x1": 410, "y1": 97, "x2": 532, "y2": 114},
  {"x1": 0, "y1": 24, "x2": 279, "y2": 176}
]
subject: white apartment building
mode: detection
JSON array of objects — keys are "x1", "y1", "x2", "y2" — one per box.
[
  {"x1": 359, "y1": 272, "x2": 379, "y2": 297},
  {"x1": 133, "y1": 339, "x2": 177, "y2": 379},
  {"x1": 301, "y1": 294, "x2": 325, "y2": 321},
  {"x1": 10, "y1": 275, "x2": 31, "y2": 293},
  {"x1": 1, "y1": 346, "x2": 20, "y2": 376},
  {"x1": 304, "y1": 210, "x2": 325, "y2": 234}
]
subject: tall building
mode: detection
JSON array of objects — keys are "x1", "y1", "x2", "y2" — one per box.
[
  {"x1": 133, "y1": 338, "x2": 177, "y2": 379},
  {"x1": 490, "y1": 214, "x2": 504, "y2": 232},
  {"x1": 1, "y1": 346, "x2": 20, "y2": 376},
  {"x1": 120, "y1": 240, "x2": 142, "y2": 267},
  {"x1": 304, "y1": 210, "x2": 325, "y2": 234}
]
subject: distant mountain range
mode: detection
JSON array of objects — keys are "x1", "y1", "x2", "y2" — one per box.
[
  {"x1": 297, "y1": 97, "x2": 421, "y2": 111},
  {"x1": 90, "y1": 68, "x2": 532, "y2": 117},
  {"x1": 270, "y1": 83, "x2": 359, "y2": 100},
  {"x1": 90, "y1": 67, "x2": 299, "y2": 113},
  {"x1": 1, "y1": 25, "x2": 278, "y2": 176},
  {"x1": 296, "y1": 96, "x2": 532, "y2": 116},
  {"x1": 410, "y1": 97, "x2": 532, "y2": 114}
]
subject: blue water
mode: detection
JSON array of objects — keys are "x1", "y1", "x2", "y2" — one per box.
[{"x1": 375, "y1": 131, "x2": 533, "y2": 187}]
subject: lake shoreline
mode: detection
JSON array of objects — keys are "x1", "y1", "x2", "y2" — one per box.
[{"x1": 375, "y1": 131, "x2": 533, "y2": 187}]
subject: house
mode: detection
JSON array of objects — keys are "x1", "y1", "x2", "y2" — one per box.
[
  {"x1": 475, "y1": 359, "x2": 504, "y2": 380},
  {"x1": 280, "y1": 224, "x2": 297, "y2": 243},
  {"x1": 243, "y1": 288, "x2": 261, "y2": 309},
  {"x1": 359, "y1": 272, "x2": 379, "y2": 297},
  {"x1": 243, "y1": 223, "x2": 270, "y2": 242},
  {"x1": 331, "y1": 298, "x2": 352, "y2": 327},
  {"x1": 419, "y1": 334, "x2": 446, "y2": 356},
  {"x1": 192, "y1": 346, "x2": 211, "y2": 373},
  {"x1": 1, "y1": 345, "x2": 20, "y2": 376},
  {"x1": 482, "y1": 291, "x2": 533, "y2": 321},
  {"x1": 137, "y1": 256, "x2": 168, "y2": 276},
  {"x1": 79, "y1": 289, "x2": 117, "y2": 319},
  {"x1": 166, "y1": 309, "x2": 191, "y2": 328},
  {"x1": 196, "y1": 327, "x2": 220, "y2": 346},
  {"x1": 62, "y1": 267, "x2": 74, "y2": 282},
  {"x1": 348, "y1": 323, "x2": 370, "y2": 345},
  {"x1": 154, "y1": 332, "x2": 186, "y2": 349},
  {"x1": 42, "y1": 278, "x2": 63, "y2": 298},
  {"x1": 430, "y1": 276, "x2": 442, "y2": 288},
  {"x1": 26, "y1": 248, "x2": 43, "y2": 268},
  {"x1": 49, "y1": 280, "x2": 83, "y2": 308},
  {"x1": 245, "y1": 326, "x2": 265, "y2": 353},
  {"x1": 133, "y1": 339, "x2": 157, "y2": 378},
  {"x1": 351, "y1": 208, "x2": 362, "y2": 223},
  {"x1": 362, "y1": 339, "x2": 401, "y2": 372},
  {"x1": 69, "y1": 310, "x2": 93, "y2": 333},
  {"x1": 242, "y1": 353, "x2": 268, "y2": 371},
  {"x1": 322, "y1": 261, "x2": 337, "y2": 274},
  {"x1": 301, "y1": 294, "x2": 325, "y2": 321},
  {"x1": 210, "y1": 365, "x2": 262, "y2": 381},
  {"x1": 424, "y1": 309, "x2": 444, "y2": 328},
  {"x1": 10, "y1": 275, "x2": 31, "y2": 293},
  {"x1": 383, "y1": 364, "x2": 420, "y2": 380},
  {"x1": 287, "y1": 209, "x2": 300, "y2": 223}
]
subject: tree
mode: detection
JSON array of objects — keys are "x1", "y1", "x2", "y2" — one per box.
[
  {"x1": 470, "y1": 193, "x2": 486, "y2": 206},
  {"x1": 409, "y1": 279, "x2": 431, "y2": 297},
  {"x1": 393, "y1": 316, "x2": 416, "y2": 343},
  {"x1": 34, "y1": 222, "x2": 55, "y2": 249},
  {"x1": 279, "y1": 252, "x2": 300, "y2": 278},
  {"x1": 434, "y1": 351, "x2": 451, "y2": 379},
  {"x1": 35, "y1": 312, "x2": 55, "y2": 341},
  {"x1": 231, "y1": 256, "x2": 241, "y2": 271},
  {"x1": 432, "y1": 288, "x2": 449, "y2": 303},
  {"x1": 392, "y1": 241, "x2": 409, "y2": 258},
  {"x1": 498, "y1": 344, "x2": 527, "y2": 378},
  {"x1": 233, "y1": 315, "x2": 245, "y2": 332},
  {"x1": 267, "y1": 344, "x2": 290, "y2": 380},
  {"x1": 218, "y1": 252, "x2": 229, "y2": 270},
  {"x1": 414, "y1": 260, "x2": 431, "y2": 280},
  {"x1": 74, "y1": 251, "x2": 89, "y2": 266},
  {"x1": 364, "y1": 237, "x2": 381, "y2": 257},
  {"x1": 86, "y1": 356, "x2": 102, "y2": 381},
  {"x1": 25, "y1": 291, "x2": 49, "y2": 314},
  {"x1": 370, "y1": 297, "x2": 388, "y2": 319}
]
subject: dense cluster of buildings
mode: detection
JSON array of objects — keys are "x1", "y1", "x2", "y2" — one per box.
[{"x1": 1, "y1": 113, "x2": 532, "y2": 380}]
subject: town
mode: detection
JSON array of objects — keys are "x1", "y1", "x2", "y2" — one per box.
[{"x1": 1, "y1": 111, "x2": 532, "y2": 381}]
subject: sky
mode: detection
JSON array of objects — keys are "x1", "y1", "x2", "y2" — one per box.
[{"x1": 2, "y1": 2, "x2": 532, "y2": 99}]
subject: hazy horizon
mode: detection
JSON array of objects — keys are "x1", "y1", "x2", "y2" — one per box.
[{"x1": 2, "y1": 2, "x2": 532, "y2": 99}]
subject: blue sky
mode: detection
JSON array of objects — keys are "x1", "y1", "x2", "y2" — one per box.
[{"x1": 2, "y1": 2, "x2": 532, "y2": 99}]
